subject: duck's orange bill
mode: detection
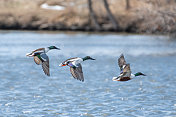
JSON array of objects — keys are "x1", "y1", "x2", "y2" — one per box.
[{"x1": 62, "y1": 64, "x2": 66, "y2": 66}]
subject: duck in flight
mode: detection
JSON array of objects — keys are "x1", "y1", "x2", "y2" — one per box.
[
  {"x1": 26, "y1": 46, "x2": 60, "y2": 76},
  {"x1": 112, "y1": 54, "x2": 146, "y2": 81},
  {"x1": 59, "y1": 56, "x2": 95, "y2": 82}
]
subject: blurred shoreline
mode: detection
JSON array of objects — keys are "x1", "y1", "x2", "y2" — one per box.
[{"x1": 0, "y1": 0, "x2": 176, "y2": 35}]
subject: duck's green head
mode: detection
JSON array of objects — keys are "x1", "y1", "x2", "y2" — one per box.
[
  {"x1": 82, "y1": 56, "x2": 95, "y2": 61},
  {"x1": 135, "y1": 72, "x2": 146, "y2": 76},
  {"x1": 48, "y1": 46, "x2": 60, "y2": 50}
]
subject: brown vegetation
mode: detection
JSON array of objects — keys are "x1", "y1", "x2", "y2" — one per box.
[{"x1": 0, "y1": 0, "x2": 176, "y2": 34}]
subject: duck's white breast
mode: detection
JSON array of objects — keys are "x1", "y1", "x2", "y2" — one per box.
[{"x1": 130, "y1": 74, "x2": 135, "y2": 78}]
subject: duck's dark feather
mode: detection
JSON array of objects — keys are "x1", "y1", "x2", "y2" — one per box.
[
  {"x1": 118, "y1": 77, "x2": 131, "y2": 81},
  {"x1": 62, "y1": 57, "x2": 79, "y2": 64},
  {"x1": 118, "y1": 54, "x2": 126, "y2": 71},
  {"x1": 70, "y1": 63, "x2": 84, "y2": 82},
  {"x1": 33, "y1": 52, "x2": 50, "y2": 76},
  {"x1": 40, "y1": 53, "x2": 50, "y2": 76},
  {"x1": 32, "y1": 48, "x2": 45, "y2": 53},
  {"x1": 42, "y1": 61, "x2": 50, "y2": 76},
  {"x1": 118, "y1": 64, "x2": 131, "y2": 79}
]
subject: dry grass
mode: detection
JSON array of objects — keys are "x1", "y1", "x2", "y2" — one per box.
[{"x1": 0, "y1": 0, "x2": 175, "y2": 33}]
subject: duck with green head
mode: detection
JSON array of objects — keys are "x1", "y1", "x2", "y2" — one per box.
[
  {"x1": 26, "y1": 46, "x2": 60, "y2": 76},
  {"x1": 26, "y1": 46, "x2": 60, "y2": 57},
  {"x1": 59, "y1": 56, "x2": 95, "y2": 82},
  {"x1": 112, "y1": 54, "x2": 146, "y2": 81}
]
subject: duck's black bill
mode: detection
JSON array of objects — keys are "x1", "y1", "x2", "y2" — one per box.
[
  {"x1": 53, "y1": 46, "x2": 60, "y2": 50},
  {"x1": 142, "y1": 73, "x2": 146, "y2": 76},
  {"x1": 90, "y1": 58, "x2": 96, "y2": 60}
]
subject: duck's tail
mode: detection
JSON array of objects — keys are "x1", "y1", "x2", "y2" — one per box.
[{"x1": 26, "y1": 53, "x2": 33, "y2": 57}]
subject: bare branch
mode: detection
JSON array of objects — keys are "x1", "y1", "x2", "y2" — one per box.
[
  {"x1": 103, "y1": 0, "x2": 119, "y2": 30},
  {"x1": 87, "y1": 0, "x2": 101, "y2": 31}
]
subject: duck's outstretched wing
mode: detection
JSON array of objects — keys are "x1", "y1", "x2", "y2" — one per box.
[
  {"x1": 59, "y1": 57, "x2": 79, "y2": 66},
  {"x1": 120, "y1": 64, "x2": 131, "y2": 78},
  {"x1": 40, "y1": 53, "x2": 50, "y2": 76},
  {"x1": 70, "y1": 63, "x2": 84, "y2": 82},
  {"x1": 118, "y1": 54, "x2": 126, "y2": 71},
  {"x1": 26, "y1": 48, "x2": 45, "y2": 56},
  {"x1": 32, "y1": 48, "x2": 45, "y2": 53}
]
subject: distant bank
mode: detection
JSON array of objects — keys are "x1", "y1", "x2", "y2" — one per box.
[{"x1": 0, "y1": 0, "x2": 175, "y2": 35}]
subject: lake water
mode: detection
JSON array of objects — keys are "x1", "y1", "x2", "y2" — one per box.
[{"x1": 0, "y1": 31, "x2": 176, "y2": 116}]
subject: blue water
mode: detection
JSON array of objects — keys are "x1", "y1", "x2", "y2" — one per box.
[{"x1": 0, "y1": 31, "x2": 176, "y2": 116}]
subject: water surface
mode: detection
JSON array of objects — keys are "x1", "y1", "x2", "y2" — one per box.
[{"x1": 0, "y1": 31, "x2": 176, "y2": 116}]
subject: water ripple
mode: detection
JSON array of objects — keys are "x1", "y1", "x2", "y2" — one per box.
[{"x1": 0, "y1": 31, "x2": 175, "y2": 116}]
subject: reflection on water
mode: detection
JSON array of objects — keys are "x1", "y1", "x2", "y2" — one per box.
[{"x1": 0, "y1": 31, "x2": 176, "y2": 116}]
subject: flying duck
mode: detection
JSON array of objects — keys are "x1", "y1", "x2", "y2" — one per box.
[
  {"x1": 59, "y1": 56, "x2": 95, "y2": 82},
  {"x1": 26, "y1": 46, "x2": 60, "y2": 76},
  {"x1": 112, "y1": 54, "x2": 146, "y2": 81},
  {"x1": 26, "y1": 46, "x2": 59, "y2": 57}
]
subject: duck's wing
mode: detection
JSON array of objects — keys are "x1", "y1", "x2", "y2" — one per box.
[
  {"x1": 40, "y1": 53, "x2": 50, "y2": 76},
  {"x1": 59, "y1": 57, "x2": 78, "y2": 66},
  {"x1": 118, "y1": 54, "x2": 126, "y2": 71},
  {"x1": 26, "y1": 48, "x2": 45, "y2": 57},
  {"x1": 32, "y1": 48, "x2": 45, "y2": 53},
  {"x1": 70, "y1": 63, "x2": 84, "y2": 82},
  {"x1": 119, "y1": 64, "x2": 131, "y2": 78},
  {"x1": 64, "y1": 57, "x2": 78, "y2": 63}
]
